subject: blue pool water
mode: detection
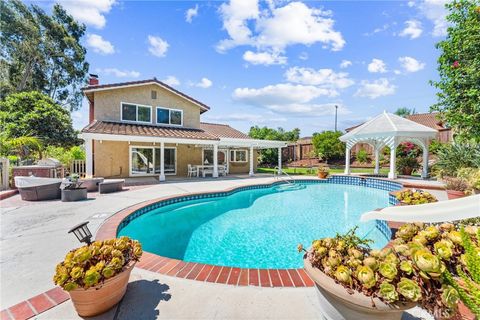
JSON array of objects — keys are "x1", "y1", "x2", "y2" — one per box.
[{"x1": 118, "y1": 183, "x2": 390, "y2": 268}]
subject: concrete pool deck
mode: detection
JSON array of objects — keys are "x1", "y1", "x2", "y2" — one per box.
[{"x1": 1, "y1": 175, "x2": 443, "y2": 319}]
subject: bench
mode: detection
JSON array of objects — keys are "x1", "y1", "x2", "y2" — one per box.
[
  {"x1": 98, "y1": 179, "x2": 125, "y2": 194},
  {"x1": 80, "y1": 178, "x2": 104, "y2": 192}
]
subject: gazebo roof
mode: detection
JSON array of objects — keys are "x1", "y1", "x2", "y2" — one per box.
[{"x1": 340, "y1": 112, "x2": 437, "y2": 142}]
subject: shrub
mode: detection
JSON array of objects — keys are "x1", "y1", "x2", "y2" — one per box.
[
  {"x1": 395, "y1": 189, "x2": 438, "y2": 205},
  {"x1": 444, "y1": 177, "x2": 469, "y2": 192},
  {"x1": 300, "y1": 224, "x2": 480, "y2": 317},
  {"x1": 312, "y1": 131, "x2": 345, "y2": 162},
  {"x1": 456, "y1": 168, "x2": 480, "y2": 192},
  {"x1": 53, "y1": 237, "x2": 142, "y2": 291},
  {"x1": 45, "y1": 145, "x2": 85, "y2": 167},
  {"x1": 434, "y1": 142, "x2": 480, "y2": 177},
  {"x1": 397, "y1": 141, "x2": 421, "y2": 158},
  {"x1": 356, "y1": 148, "x2": 369, "y2": 164},
  {"x1": 396, "y1": 156, "x2": 420, "y2": 174}
]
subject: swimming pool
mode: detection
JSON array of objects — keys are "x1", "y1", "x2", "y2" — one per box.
[{"x1": 118, "y1": 178, "x2": 398, "y2": 269}]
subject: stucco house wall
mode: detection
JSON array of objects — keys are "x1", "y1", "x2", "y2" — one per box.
[{"x1": 92, "y1": 84, "x2": 202, "y2": 129}]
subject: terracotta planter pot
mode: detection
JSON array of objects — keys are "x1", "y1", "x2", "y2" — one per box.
[
  {"x1": 401, "y1": 167, "x2": 413, "y2": 175},
  {"x1": 446, "y1": 190, "x2": 466, "y2": 200},
  {"x1": 317, "y1": 171, "x2": 328, "y2": 179},
  {"x1": 304, "y1": 259, "x2": 416, "y2": 320},
  {"x1": 68, "y1": 261, "x2": 135, "y2": 317}
]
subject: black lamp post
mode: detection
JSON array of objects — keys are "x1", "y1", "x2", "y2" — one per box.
[
  {"x1": 334, "y1": 105, "x2": 338, "y2": 132},
  {"x1": 68, "y1": 221, "x2": 93, "y2": 245}
]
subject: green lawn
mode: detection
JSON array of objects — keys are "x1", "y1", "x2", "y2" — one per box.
[{"x1": 257, "y1": 167, "x2": 390, "y2": 176}]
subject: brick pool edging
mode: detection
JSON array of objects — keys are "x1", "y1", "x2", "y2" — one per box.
[{"x1": 95, "y1": 176, "x2": 404, "y2": 288}]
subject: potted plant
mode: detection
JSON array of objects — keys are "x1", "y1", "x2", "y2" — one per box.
[
  {"x1": 299, "y1": 223, "x2": 479, "y2": 319},
  {"x1": 61, "y1": 174, "x2": 87, "y2": 202},
  {"x1": 394, "y1": 188, "x2": 438, "y2": 205},
  {"x1": 53, "y1": 236, "x2": 143, "y2": 316},
  {"x1": 317, "y1": 166, "x2": 329, "y2": 179},
  {"x1": 396, "y1": 156, "x2": 419, "y2": 176},
  {"x1": 444, "y1": 177, "x2": 469, "y2": 200}
]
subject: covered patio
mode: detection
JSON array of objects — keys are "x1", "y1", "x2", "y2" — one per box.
[{"x1": 340, "y1": 112, "x2": 437, "y2": 179}]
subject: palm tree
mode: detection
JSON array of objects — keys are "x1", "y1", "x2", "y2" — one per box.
[
  {"x1": 394, "y1": 107, "x2": 416, "y2": 118},
  {"x1": 4, "y1": 136, "x2": 43, "y2": 160}
]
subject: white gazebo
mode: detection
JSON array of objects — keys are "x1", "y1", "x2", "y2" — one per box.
[{"x1": 339, "y1": 112, "x2": 438, "y2": 179}]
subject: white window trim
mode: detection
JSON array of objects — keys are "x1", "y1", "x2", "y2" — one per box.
[
  {"x1": 156, "y1": 107, "x2": 183, "y2": 127},
  {"x1": 120, "y1": 102, "x2": 153, "y2": 124},
  {"x1": 129, "y1": 145, "x2": 177, "y2": 177},
  {"x1": 230, "y1": 149, "x2": 248, "y2": 163}
]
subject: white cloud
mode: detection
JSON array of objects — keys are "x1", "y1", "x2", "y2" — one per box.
[
  {"x1": 243, "y1": 50, "x2": 287, "y2": 65},
  {"x1": 398, "y1": 56, "x2": 425, "y2": 73},
  {"x1": 363, "y1": 24, "x2": 390, "y2": 36},
  {"x1": 263, "y1": 103, "x2": 350, "y2": 117},
  {"x1": 86, "y1": 34, "x2": 115, "y2": 55},
  {"x1": 407, "y1": 1, "x2": 416, "y2": 7},
  {"x1": 419, "y1": 0, "x2": 448, "y2": 36},
  {"x1": 399, "y1": 20, "x2": 423, "y2": 39},
  {"x1": 194, "y1": 78, "x2": 213, "y2": 88},
  {"x1": 161, "y1": 76, "x2": 180, "y2": 86},
  {"x1": 217, "y1": 1, "x2": 344, "y2": 64},
  {"x1": 355, "y1": 78, "x2": 396, "y2": 99},
  {"x1": 147, "y1": 35, "x2": 169, "y2": 57},
  {"x1": 340, "y1": 60, "x2": 352, "y2": 68},
  {"x1": 284, "y1": 67, "x2": 354, "y2": 90},
  {"x1": 233, "y1": 83, "x2": 336, "y2": 106},
  {"x1": 205, "y1": 113, "x2": 287, "y2": 123},
  {"x1": 61, "y1": 0, "x2": 116, "y2": 29},
  {"x1": 185, "y1": 4, "x2": 199, "y2": 23},
  {"x1": 95, "y1": 68, "x2": 140, "y2": 78},
  {"x1": 367, "y1": 58, "x2": 387, "y2": 73}
]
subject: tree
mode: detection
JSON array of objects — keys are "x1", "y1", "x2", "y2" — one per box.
[
  {"x1": 248, "y1": 126, "x2": 300, "y2": 165},
  {"x1": 0, "y1": 0, "x2": 89, "y2": 110},
  {"x1": 394, "y1": 107, "x2": 416, "y2": 117},
  {"x1": 0, "y1": 91, "x2": 79, "y2": 147},
  {"x1": 311, "y1": 131, "x2": 345, "y2": 162},
  {"x1": 430, "y1": 0, "x2": 480, "y2": 141}
]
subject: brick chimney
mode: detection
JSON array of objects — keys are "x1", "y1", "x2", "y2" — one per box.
[{"x1": 88, "y1": 74, "x2": 99, "y2": 86}]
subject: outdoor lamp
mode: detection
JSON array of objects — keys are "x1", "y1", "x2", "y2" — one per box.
[{"x1": 68, "y1": 221, "x2": 93, "y2": 245}]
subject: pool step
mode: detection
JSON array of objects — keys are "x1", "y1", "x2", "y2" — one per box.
[{"x1": 274, "y1": 184, "x2": 306, "y2": 192}]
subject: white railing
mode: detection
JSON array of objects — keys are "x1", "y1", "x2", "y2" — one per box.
[
  {"x1": 0, "y1": 158, "x2": 9, "y2": 190},
  {"x1": 273, "y1": 166, "x2": 295, "y2": 185},
  {"x1": 70, "y1": 160, "x2": 86, "y2": 178}
]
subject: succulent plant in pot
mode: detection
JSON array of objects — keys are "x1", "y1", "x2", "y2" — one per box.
[
  {"x1": 317, "y1": 166, "x2": 329, "y2": 179},
  {"x1": 299, "y1": 223, "x2": 480, "y2": 319},
  {"x1": 53, "y1": 236, "x2": 143, "y2": 316},
  {"x1": 394, "y1": 188, "x2": 438, "y2": 205},
  {"x1": 61, "y1": 174, "x2": 87, "y2": 202},
  {"x1": 443, "y1": 177, "x2": 469, "y2": 200},
  {"x1": 397, "y1": 156, "x2": 420, "y2": 176}
]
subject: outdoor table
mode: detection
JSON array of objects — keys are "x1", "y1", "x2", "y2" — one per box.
[{"x1": 196, "y1": 165, "x2": 214, "y2": 177}]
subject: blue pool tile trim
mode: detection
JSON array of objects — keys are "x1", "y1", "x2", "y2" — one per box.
[{"x1": 117, "y1": 176, "x2": 403, "y2": 240}]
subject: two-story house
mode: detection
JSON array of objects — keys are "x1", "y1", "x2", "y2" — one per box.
[{"x1": 78, "y1": 76, "x2": 286, "y2": 180}]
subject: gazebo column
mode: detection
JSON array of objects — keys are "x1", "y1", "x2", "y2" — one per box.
[
  {"x1": 249, "y1": 146, "x2": 254, "y2": 176},
  {"x1": 422, "y1": 140, "x2": 429, "y2": 179},
  {"x1": 374, "y1": 147, "x2": 380, "y2": 174},
  {"x1": 85, "y1": 138, "x2": 93, "y2": 178},
  {"x1": 278, "y1": 147, "x2": 282, "y2": 174},
  {"x1": 388, "y1": 138, "x2": 397, "y2": 179},
  {"x1": 344, "y1": 141, "x2": 353, "y2": 175}
]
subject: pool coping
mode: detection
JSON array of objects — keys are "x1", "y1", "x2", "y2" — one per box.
[{"x1": 95, "y1": 175, "x2": 404, "y2": 289}]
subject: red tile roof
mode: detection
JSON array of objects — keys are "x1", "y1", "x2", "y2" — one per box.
[
  {"x1": 81, "y1": 121, "x2": 253, "y2": 141},
  {"x1": 82, "y1": 78, "x2": 210, "y2": 112},
  {"x1": 200, "y1": 122, "x2": 251, "y2": 139},
  {"x1": 406, "y1": 113, "x2": 447, "y2": 131},
  {"x1": 81, "y1": 121, "x2": 218, "y2": 140}
]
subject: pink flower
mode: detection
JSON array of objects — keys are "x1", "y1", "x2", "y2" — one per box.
[{"x1": 452, "y1": 61, "x2": 460, "y2": 68}]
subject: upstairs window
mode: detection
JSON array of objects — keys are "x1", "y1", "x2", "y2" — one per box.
[
  {"x1": 121, "y1": 103, "x2": 152, "y2": 123},
  {"x1": 156, "y1": 107, "x2": 183, "y2": 126}
]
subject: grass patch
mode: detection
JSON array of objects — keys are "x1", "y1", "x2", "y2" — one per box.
[{"x1": 257, "y1": 167, "x2": 390, "y2": 176}]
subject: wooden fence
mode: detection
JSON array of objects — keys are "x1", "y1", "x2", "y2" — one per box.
[
  {"x1": 0, "y1": 158, "x2": 9, "y2": 190},
  {"x1": 70, "y1": 160, "x2": 86, "y2": 177}
]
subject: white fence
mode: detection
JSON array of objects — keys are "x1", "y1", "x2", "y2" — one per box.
[
  {"x1": 0, "y1": 158, "x2": 9, "y2": 190},
  {"x1": 70, "y1": 160, "x2": 86, "y2": 177}
]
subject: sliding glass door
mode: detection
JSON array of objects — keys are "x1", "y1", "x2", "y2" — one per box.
[{"x1": 130, "y1": 146, "x2": 176, "y2": 176}]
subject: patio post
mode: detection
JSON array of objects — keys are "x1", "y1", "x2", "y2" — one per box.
[
  {"x1": 388, "y1": 139, "x2": 397, "y2": 179},
  {"x1": 422, "y1": 140, "x2": 429, "y2": 179},
  {"x1": 278, "y1": 147, "x2": 282, "y2": 174},
  {"x1": 85, "y1": 138, "x2": 93, "y2": 178},
  {"x1": 344, "y1": 145, "x2": 351, "y2": 175},
  {"x1": 249, "y1": 146, "x2": 254, "y2": 176},
  {"x1": 374, "y1": 147, "x2": 380, "y2": 174},
  {"x1": 213, "y1": 144, "x2": 219, "y2": 178},
  {"x1": 159, "y1": 142, "x2": 165, "y2": 181}
]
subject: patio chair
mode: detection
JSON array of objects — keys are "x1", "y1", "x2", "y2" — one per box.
[
  {"x1": 218, "y1": 164, "x2": 227, "y2": 176},
  {"x1": 187, "y1": 164, "x2": 198, "y2": 178}
]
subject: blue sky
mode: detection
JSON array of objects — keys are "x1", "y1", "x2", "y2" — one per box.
[{"x1": 39, "y1": 0, "x2": 449, "y2": 136}]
